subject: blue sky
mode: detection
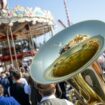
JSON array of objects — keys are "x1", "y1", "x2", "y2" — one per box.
[{"x1": 8, "y1": 0, "x2": 105, "y2": 43}]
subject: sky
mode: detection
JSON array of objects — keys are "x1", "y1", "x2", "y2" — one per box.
[
  {"x1": 8, "y1": 0, "x2": 105, "y2": 25},
  {"x1": 8, "y1": 0, "x2": 105, "y2": 43}
]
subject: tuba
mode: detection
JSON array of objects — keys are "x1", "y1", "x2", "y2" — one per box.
[{"x1": 30, "y1": 20, "x2": 105, "y2": 105}]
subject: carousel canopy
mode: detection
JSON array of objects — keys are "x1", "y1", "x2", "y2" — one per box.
[{"x1": 0, "y1": 5, "x2": 54, "y2": 39}]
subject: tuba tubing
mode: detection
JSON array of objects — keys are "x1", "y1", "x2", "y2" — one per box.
[{"x1": 67, "y1": 62, "x2": 105, "y2": 104}]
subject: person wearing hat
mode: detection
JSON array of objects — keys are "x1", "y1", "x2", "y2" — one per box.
[{"x1": 36, "y1": 83, "x2": 74, "y2": 105}]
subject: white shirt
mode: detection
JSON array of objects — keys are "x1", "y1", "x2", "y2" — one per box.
[
  {"x1": 18, "y1": 78, "x2": 28, "y2": 85},
  {"x1": 24, "y1": 84, "x2": 31, "y2": 95},
  {"x1": 41, "y1": 94, "x2": 74, "y2": 105}
]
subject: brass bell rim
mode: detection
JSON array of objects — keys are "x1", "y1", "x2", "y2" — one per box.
[
  {"x1": 30, "y1": 20, "x2": 105, "y2": 84},
  {"x1": 44, "y1": 35, "x2": 104, "y2": 83}
]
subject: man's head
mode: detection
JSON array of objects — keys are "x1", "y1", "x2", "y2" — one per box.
[
  {"x1": 36, "y1": 83, "x2": 56, "y2": 96},
  {"x1": 11, "y1": 70, "x2": 21, "y2": 80}
]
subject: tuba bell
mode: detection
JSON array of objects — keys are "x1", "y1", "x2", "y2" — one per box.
[{"x1": 30, "y1": 20, "x2": 105, "y2": 105}]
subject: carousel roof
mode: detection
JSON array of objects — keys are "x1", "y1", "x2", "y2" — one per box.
[{"x1": 0, "y1": 6, "x2": 54, "y2": 39}]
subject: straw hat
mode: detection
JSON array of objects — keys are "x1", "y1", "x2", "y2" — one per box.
[{"x1": 36, "y1": 83, "x2": 56, "y2": 92}]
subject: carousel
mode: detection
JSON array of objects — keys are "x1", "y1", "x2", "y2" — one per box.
[{"x1": 0, "y1": 0, "x2": 54, "y2": 71}]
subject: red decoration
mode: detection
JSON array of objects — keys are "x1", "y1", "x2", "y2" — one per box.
[{"x1": 0, "y1": 50, "x2": 36, "y2": 62}]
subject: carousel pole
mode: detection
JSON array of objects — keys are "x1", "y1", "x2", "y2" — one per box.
[
  {"x1": 28, "y1": 24, "x2": 34, "y2": 50},
  {"x1": 43, "y1": 33, "x2": 46, "y2": 44},
  {"x1": 3, "y1": 61, "x2": 7, "y2": 71},
  {"x1": 50, "y1": 26, "x2": 54, "y2": 37},
  {"x1": 6, "y1": 26, "x2": 14, "y2": 66},
  {"x1": 9, "y1": 26, "x2": 20, "y2": 71},
  {"x1": 2, "y1": 41, "x2": 7, "y2": 71},
  {"x1": 43, "y1": 26, "x2": 46, "y2": 44}
]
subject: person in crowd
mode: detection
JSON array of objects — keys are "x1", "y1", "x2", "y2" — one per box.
[
  {"x1": 26, "y1": 76, "x2": 63, "y2": 105},
  {"x1": 11, "y1": 69, "x2": 28, "y2": 85},
  {"x1": 58, "y1": 81, "x2": 68, "y2": 99},
  {"x1": 55, "y1": 83, "x2": 62, "y2": 98},
  {"x1": 0, "y1": 84, "x2": 21, "y2": 105},
  {"x1": 0, "y1": 72, "x2": 10, "y2": 96},
  {"x1": 27, "y1": 76, "x2": 42, "y2": 105},
  {"x1": 97, "y1": 53, "x2": 105, "y2": 72},
  {"x1": 8, "y1": 70, "x2": 31, "y2": 105},
  {"x1": 36, "y1": 83, "x2": 74, "y2": 105}
]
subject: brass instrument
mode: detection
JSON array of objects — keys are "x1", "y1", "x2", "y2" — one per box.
[
  {"x1": 72, "y1": 70, "x2": 104, "y2": 105},
  {"x1": 30, "y1": 20, "x2": 105, "y2": 105},
  {"x1": 63, "y1": 38, "x2": 105, "y2": 104},
  {"x1": 63, "y1": 36, "x2": 105, "y2": 104}
]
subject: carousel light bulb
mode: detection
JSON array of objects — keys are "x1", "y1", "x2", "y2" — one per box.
[
  {"x1": 9, "y1": 22, "x2": 13, "y2": 26},
  {"x1": 32, "y1": 21, "x2": 36, "y2": 25}
]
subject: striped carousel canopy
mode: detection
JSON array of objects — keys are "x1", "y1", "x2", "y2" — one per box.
[{"x1": 0, "y1": 5, "x2": 54, "y2": 40}]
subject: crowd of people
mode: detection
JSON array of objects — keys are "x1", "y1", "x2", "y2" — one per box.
[{"x1": 0, "y1": 60, "x2": 74, "y2": 105}]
